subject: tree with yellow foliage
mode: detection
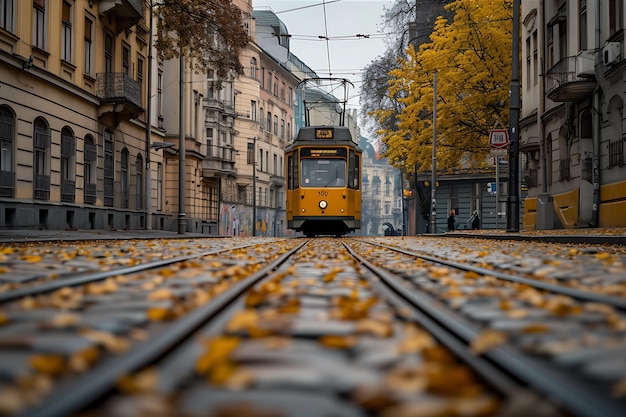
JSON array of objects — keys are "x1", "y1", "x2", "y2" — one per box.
[{"x1": 373, "y1": 0, "x2": 513, "y2": 173}]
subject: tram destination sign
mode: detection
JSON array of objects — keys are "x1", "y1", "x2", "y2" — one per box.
[
  {"x1": 301, "y1": 148, "x2": 347, "y2": 157},
  {"x1": 315, "y1": 128, "x2": 334, "y2": 139}
]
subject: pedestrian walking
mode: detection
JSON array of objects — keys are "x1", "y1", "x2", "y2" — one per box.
[{"x1": 447, "y1": 209, "x2": 456, "y2": 232}]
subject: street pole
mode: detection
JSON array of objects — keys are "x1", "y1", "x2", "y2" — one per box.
[
  {"x1": 430, "y1": 70, "x2": 437, "y2": 234},
  {"x1": 252, "y1": 136, "x2": 257, "y2": 236},
  {"x1": 178, "y1": 52, "x2": 186, "y2": 234},
  {"x1": 507, "y1": 0, "x2": 520, "y2": 232},
  {"x1": 144, "y1": 2, "x2": 153, "y2": 229}
]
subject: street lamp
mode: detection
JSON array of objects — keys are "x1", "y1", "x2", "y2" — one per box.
[{"x1": 178, "y1": 52, "x2": 186, "y2": 234}]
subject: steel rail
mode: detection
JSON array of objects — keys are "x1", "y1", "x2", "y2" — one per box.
[
  {"x1": 344, "y1": 240, "x2": 626, "y2": 417},
  {"x1": 361, "y1": 239, "x2": 626, "y2": 310},
  {"x1": 0, "y1": 241, "x2": 275, "y2": 304},
  {"x1": 18, "y1": 240, "x2": 308, "y2": 417}
]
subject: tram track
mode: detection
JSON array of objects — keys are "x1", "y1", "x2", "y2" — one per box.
[
  {"x1": 0, "y1": 238, "x2": 284, "y2": 302},
  {"x1": 0, "y1": 237, "x2": 623, "y2": 416},
  {"x1": 346, "y1": 238, "x2": 626, "y2": 417}
]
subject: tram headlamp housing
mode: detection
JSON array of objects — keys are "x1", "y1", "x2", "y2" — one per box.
[{"x1": 319, "y1": 200, "x2": 328, "y2": 209}]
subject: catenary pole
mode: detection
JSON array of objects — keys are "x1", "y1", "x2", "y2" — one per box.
[
  {"x1": 430, "y1": 70, "x2": 437, "y2": 234},
  {"x1": 507, "y1": 0, "x2": 521, "y2": 232}
]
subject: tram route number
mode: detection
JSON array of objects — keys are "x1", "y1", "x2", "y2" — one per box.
[{"x1": 318, "y1": 191, "x2": 328, "y2": 196}]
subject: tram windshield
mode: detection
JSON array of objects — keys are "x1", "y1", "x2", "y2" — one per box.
[{"x1": 300, "y1": 159, "x2": 346, "y2": 187}]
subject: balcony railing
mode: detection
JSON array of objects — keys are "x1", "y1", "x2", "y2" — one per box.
[
  {"x1": 61, "y1": 180, "x2": 76, "y2": 203},
  {"x1": 85, "y1": 182, "x2": 97, "y2": 205},
  {"x1": 97, "y1": 72, "x2": 142, "y2": 108},
  {"x1": 0, "y1": 171, "x2": 14, "y2": 198},
  {"x1": 545, "y1": 56, "x2": 596, "y2": 101},
  {"x1": 34, "y1": 174, "x2": 50, "y2": 200}
]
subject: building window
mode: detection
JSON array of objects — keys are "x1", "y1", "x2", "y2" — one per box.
[
  {"x1": 250, "y1": 100, "x2": 257, "y2": 121},
  {"x1": 84, "y1": 17, "x2": 93, "y2": 75},
  {"x1": 156, "y1": 162, "x2": 163, "y2": 211},
  {"x1": 104, "y1": 129, "x2": 114, "y2": 207},
  {"x1": 121, "y1": 149, "x2": 129, "y2": 208},
  {"x1": 60, "y1": 127, "x2": 76, "y2": 203},
  {"x1": 137, "y1": 56, "x2": 144, "y2": 97},
  {"x1": 136, "y1": 155, "x2": 143, "y2": 209},
  {"x1": 157, "y1": 70, "x2": 163, "y2": 119},
  {"x1": 84, "y1": 134, "x2": 96, "y2": 204},
  {"x1": 579, "y1": 0, "x2": 587, "y2": 51},
  {"x1": 0, "y1": 106, "x2": 15, "y2": 198},
  {"x1": 280, "y1": 118, "x2": 285, "y2": 138},
  {"x1": 273, "y1": 76, "x2": 278, "y2": 96},
  {"x1": 250, "y1": 57, "x2": 257, "y2": 79},
  {"x1": 33, "y1": 118, "x2": 51, "y2": 200},
  {"x1": 525, "y1": 36, "x2": 531, "y2": 88},
  {"x1": 61, "y1": 0, "x2": 72, "y2": 62},
  {"x1": 33, "y1": 0, "x2": 46, "y2": 50},
  {"x1": 610, "y1": 0, "x2": 624, "y2": 35},
  {"x1": 122, "y1": 45, "x2": 130, "y2": 76},
  {"x1": 247, "y1": 142, "x2": 254, "y2": 165},
  {"x1": 104, "y1": 33, "x2": 113, "y2": 73},
  {"x1": 267, "y1": 112, "x2": 271, "y2": 132},
  {"x1": 532, "y1": 30, "x2": 538, "y2": 86},
  {"x1": 0, "y1": 0, "x2": 15, "y2": 33},
  {"x1": 273, "y1": 115, "x2": 278, "y2": 135},
  {"x1": 259, "y1": 107, "x2": 264, "y2": 130}
]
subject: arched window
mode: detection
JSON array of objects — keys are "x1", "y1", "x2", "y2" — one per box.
[
  {"x1": 104, "y1": 128, "x2": 114, "y2": 206},
  {"x1": 60, "y1": 127, "x2": 76, "y2": 203},
  {"x1": 84, "y1": 134, "x2": 97, "y2": 204},
  {"x1": 0, "y1": 106, "x2": 15, "y2": 197},
  {"x1": 121, "y1": 148, "x2": 129, "y2": 208},
  {"x1": 33, "y1": 117, "x2": 51, "y2": 200},
  {"x1": 250, "y1": 57, "x2": 257, "y2": 79},
  {"x1": 135, "y1": 154, "x2": 143, "y2": 209}
]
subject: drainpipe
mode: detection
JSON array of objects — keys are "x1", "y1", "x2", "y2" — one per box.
[{"x1": 591, "y1": 0, "x2": 601, "y2": 227}]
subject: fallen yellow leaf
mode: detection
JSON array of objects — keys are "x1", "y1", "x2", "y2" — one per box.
[{"x1": 470, "y1": 329, "x2": 508, "y2": 354}]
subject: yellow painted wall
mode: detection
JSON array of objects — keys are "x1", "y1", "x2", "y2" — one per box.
[
  {"x1": 599, "y1": 180, "x2": 626, "y2": 227},
  {"x1": 552, "y1": 189, "x2": 579, "y2": 228},
  {"x1": 523, "y1": 197, "x2": 536, "y2": 230}
]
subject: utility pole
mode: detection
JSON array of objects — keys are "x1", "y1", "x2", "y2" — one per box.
[
  {"x1": 178, "y1": 52, "x2": 186, "y2": 234},
  {"x1": 507, "y1": 0, "x2": 520, "y2": 232},
  {"x1": 430, "y1": 70, "x2": 437, "y2": 234},
  {"x1": 252, "y1": 136, "x2": 257, "y2": 236},
  {"x1": 144, "y1": 2, "x2": 153, "y2": 229}
]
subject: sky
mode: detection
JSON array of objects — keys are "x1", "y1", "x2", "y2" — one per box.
[{"x1": 251, "y1": 0, "x2": 392, "y2": 110}]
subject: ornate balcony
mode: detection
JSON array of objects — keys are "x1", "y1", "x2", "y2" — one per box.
[
  {"x1": 202, "y1": 145, "x2": 236, "y2": 177},
  {"x1": 99, "y1": 0, "x2": 143, "y2": 33},
  {"x1": 97, "y1": 72, "x2": 144, "y2": 121},
  {"x1": 545, "y1": 54, "x2": 597, "y2": 102}
]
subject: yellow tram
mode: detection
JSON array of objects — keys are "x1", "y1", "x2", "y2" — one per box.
[{"x1": 285, "y1": 126, "x2": 362, "y2": 237}]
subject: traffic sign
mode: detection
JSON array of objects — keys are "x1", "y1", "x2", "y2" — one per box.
[{"x1": 489, "y1": 128, "x2": 509, "y2": 148}]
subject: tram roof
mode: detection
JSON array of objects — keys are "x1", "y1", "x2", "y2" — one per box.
[{"x1": 286, "y1": 126, "x2": 361, "y2": 151}]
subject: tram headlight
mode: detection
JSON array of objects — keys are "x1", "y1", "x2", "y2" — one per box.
[{"x1": 319, "y1": 200, "x2": 328, "y2": 209}]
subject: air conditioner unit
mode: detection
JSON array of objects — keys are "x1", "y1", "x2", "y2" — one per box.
[
  {"x1": 603, "y1": 42, "x2": 621, "y2": 66},
  {"x1": 575, "y1": 50, "x2": 595, "y2": 77}
]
